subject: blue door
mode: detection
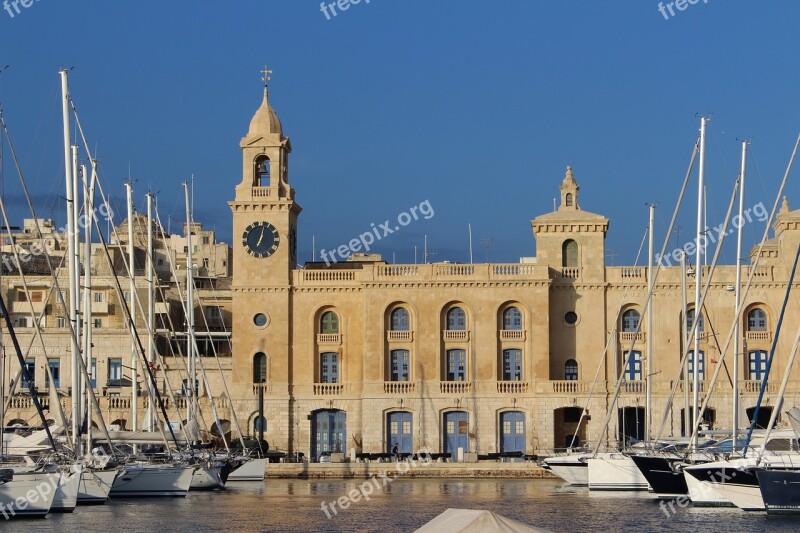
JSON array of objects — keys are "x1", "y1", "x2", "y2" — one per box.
[
  {"x1": 311, "y1": 410, "x2": 346, "y2": 461},
  {"x1": 500, "y1": 411, "x2": 525, "y2": 453},
  {"x1": 444, "y1": 411, "x2": 469, "y2": 456},
  {"x1": 387, "y1": 412, "x2": 413, "y2": 454}
]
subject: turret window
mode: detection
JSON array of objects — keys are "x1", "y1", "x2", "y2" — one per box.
[
  {"x1": 562, "y1": 240, "x2": 578, "y2": 268},
  {"x1": 565, "y1": 193, "x2": 573, "y2": 207}
]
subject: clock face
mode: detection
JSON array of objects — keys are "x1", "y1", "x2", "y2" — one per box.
[{"x1": 242, "y1": 221, "x2": 280, "y2": 258}]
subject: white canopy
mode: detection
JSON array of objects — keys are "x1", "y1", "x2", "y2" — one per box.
[{"x1": 414, "y1": 508, "x2": 555, "y2": 533}]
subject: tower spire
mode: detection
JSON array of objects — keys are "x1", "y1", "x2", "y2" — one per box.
[{"x1": 261, "y1": 65, "x2": 273, "y2": 94}]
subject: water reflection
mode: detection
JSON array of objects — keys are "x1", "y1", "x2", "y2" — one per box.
[{"x1": 30, "y1": 478, "x2": 800, "y2": 533}]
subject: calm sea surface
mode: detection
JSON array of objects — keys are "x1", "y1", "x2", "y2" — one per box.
[{"x1": 16, "y1": 478, "x2": 800, "y2": 532}]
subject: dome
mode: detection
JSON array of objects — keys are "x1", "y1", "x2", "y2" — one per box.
[{"x1": 248, "y1": 88, "x2": 282, "y2": 136}]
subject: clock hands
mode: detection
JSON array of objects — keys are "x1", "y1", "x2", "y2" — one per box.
[{"x1": 257, "y1": 226, "x2": 266, "y2": 247}]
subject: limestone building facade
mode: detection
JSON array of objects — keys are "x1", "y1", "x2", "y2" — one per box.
[{"x1": 3, "y1": 83, "x2": 800, "y2": 462}]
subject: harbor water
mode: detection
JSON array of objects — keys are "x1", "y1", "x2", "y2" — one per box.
[{"x1": 18, "y1": 478, "x2": 800, "y2": 532}]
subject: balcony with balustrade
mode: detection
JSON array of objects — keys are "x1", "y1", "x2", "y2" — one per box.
[
  {"x1": 496, "y1": 381, "x2": 529, "y2": 394},
  {"x1": 439, "y1": 381, "x2": 472, "y2": 394},
  {"x1": 499, "y1": 329, "x2": 526, "y2": 342},
  {"x1": 314, "y1": 383, "x2": 347, "y2": 395},
  {"x1": 384, "y1": 381, "x2": 415, "y2": 394},
  {"x1": 316, "y1": 333, "x2": 342, "y2": 345},
  {"x1": 386, "y1": 330, "x2": 413, "y2": 342},
  {"x1": 442, "y1": 330, "x2": 470, "y2": 342}
]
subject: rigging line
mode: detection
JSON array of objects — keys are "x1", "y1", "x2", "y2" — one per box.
[
  {"x1": 568, "y1": 222, "x2": 650, "y2": 451},
  {"x1": 688, "y1": 133, "x2": 800, "y2": 447},
  {"x1": 129, "y1": 203, "x2": 196, "y2": 443},
  {"x1": 654, "y1": 172, "x2": 739, "y2": 444},
  {"x1": 593, "y1": 136, "x2": 700, "y2": 455},
  {"x1": 149, "y1": 204, "x2": 233, "y2": 448},
  {"x1": 69, "y1": 100, "x2": 179, "y2": 450},
  {"x1": 0, "y1": 106, "x2": 117, "y2": 454}
]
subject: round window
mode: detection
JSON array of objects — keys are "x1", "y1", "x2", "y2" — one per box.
[
  {"x1": 564, "y1": 312, "x2": 578, "y2": 325},
  {"x1": 254, "y1": 313, "x2": 269, "y2": 328}
]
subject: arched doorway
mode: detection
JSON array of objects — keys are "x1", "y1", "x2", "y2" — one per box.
[
  {"x1": 500, "y1": 411, "x2": 525, "y2": 453},
  {"x1": 617, "y1": 407, "x2": 645, "y2": 444},
  {"x1": 443, "y1": 411, "x2": 469, "y2": 456},
  {"x1": 387, "y1": 412, "x2": 412, "y2": 454},
  {"x1": 311, "y1": 409, "x2": 346, "y2": 462},
  {"x1": 746, "y1": 406, "x2": 775, "y2": 429},
  {"x1": 554, "y1": 407, "x2": 586, "y2": 449}
]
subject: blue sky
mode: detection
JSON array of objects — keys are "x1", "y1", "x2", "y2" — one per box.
[{"x1": 1, "y1": 0, "x2": 799, "y2": 266}]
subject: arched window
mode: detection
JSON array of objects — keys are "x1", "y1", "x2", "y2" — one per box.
[
  {"x1": 686, "y1": 309, "x2": 704, "y2": 333},
  {"x1": 565, "y1": 193, "x2": 573, "y2": 207},
  {"x1": 622, "y1": 309, "x2": 641, "y2": 332},
  {"x1": 321, "y1": 311, "x2": 339, "y2": 334},
  {"x1": 565, "y1": 359, "x2": 578, "y2": 381},
  {"x1": 390, "y1": 308, "x2": 410, "y2": 331},
  {"x1": 562, "y1": 240, "x2": 578, "y2": 268},
  {"x1": 253, "y1": 416, "x2": 267, "y2": 433},
  {"x1": 503, "y1": 307, "x2": 522, "y2": 330},
  {"x1": 253, "y1": 352, "x2": 267, "y2": 383},
  {"x1": 255, "y1": 156, "x2": 270, "y2": 186},
  {"x1": 446, "y1": 307, "x2": 466, "y2": 330},
  {"x1": 748, "y1": 308, "x2": 767, "y2": 331}
]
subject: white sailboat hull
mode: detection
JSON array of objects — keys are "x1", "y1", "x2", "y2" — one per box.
[
  {"x1": 588, "y1": 454, "x2": 649, "y2": 491},
  {"x1": 78, "y1": 469, "x2": 118, "y2": 504},
  {"x1": 712, "y1": 481, "x2": 764, "y2": 511},
  {"x1": 50, "y1": 469, "x2": 80, "y2": 512},
  {"x1": 228, "y1": 458, "x2": 267, "y2": 481},
  {"x1": 543, "y1": 456, "x2": 589, "y2": 485},
  {"x1": 110, "y1": 464, "x2": 195, "y2": 497},
  {"x1": 0, "y1": 472, "x2": 60, "y2": 518},
  {"x1": 683, "y1": 469, "x2": 734, "y2": 507},
  {"x1": 190, "y1": 465, "x2": 225, "y2": 490}
]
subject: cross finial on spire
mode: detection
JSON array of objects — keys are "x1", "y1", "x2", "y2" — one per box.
[{"x1": 261, "y1": 65, "x2": 273, "y2": 89}]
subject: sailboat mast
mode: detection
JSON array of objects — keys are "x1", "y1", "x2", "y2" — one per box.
[
  {"x1": 646, "y1": 204, "x2": 655, "y2": 444},
  {"x1": 147, "y1": 192, "x2": 155, "y2": 431},
  {"x1": 184, "y1": 183, "x2": 194, "y2": 425},
  {"x1": 126, "y1": 183, "x2": 138, "y2": 438},
  {"x1": 732, "y1": 140, "x2": 747, "y2": 452},
  {"x1": 83, "y1": 163, "x2": 96, "y2": 454},
  {"x1": 681, "y1": 251, "x2": 690, "y2": 437},
  {"x1": 692, "y1": 116, "x2": 708, "y2": 451},
  {"x1": 78, "y1": 163, "x2": 92, "y2": 459}
]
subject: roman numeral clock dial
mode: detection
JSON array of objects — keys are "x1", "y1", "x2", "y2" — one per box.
[{"x1": 242, "y1": 221, "x2": 280, "y2": 258}]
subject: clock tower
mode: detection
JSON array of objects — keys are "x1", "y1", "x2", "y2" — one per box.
[{"x1": 229, "y1": 70, "x2": 300, "y2": 432}]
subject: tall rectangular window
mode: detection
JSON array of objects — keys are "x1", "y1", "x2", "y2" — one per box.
[
  {"x1": 22, "y1": 359, "x2": 35, "y2": 388},
  {"x1": 390, "y1": 350, "x2": 409, "y2": 381},
  {"x1": 446, "y1": 349, "x2": 466, "y2": 381},
  {"x1": 749, "y1": 350, "x2": 768, "y2": 381},
  {"x1": 688, "y1": 351, "x2": 705, "y2": 380},
  {"x1": 503, "y1": 349, "x2": 522, "y2": 381},
  {"x1": 46, "y1": 359, "x2": 60, "y2": 389},
  {"x1": 320, "y1": 352, "x2": 339, "y2": 383},
  {"x1": 624, "y1": 351, "x2": 642, "y2": 381},
  {"x1": 108, "y1": 358, "x2": 123, "y2": 387},
  {"x1": 90, "y1": 358, "x2": 97, "y2": 388}
]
